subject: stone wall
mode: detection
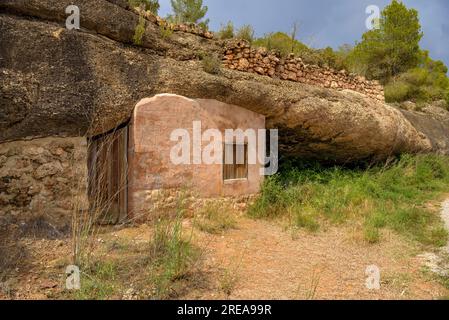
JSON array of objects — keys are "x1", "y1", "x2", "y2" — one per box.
[
  {"x1": 132, "y1": 188, "x2": 255, "y2": 223},
  {"x1": 0, "y1": 137, "x2": 88, "y2": 228},
  {"x1": 223, "y1": 40, "x2": 385, "y2": 102},
  {"x1": 130, "y1": 2, "x2": 214, "y2": 39}
]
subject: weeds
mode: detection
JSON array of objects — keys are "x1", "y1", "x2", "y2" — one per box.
[
  {"x1": 249, "y1": 154, "x2": 449, "y2": 246},
  {"x1": 147, "y1": 198, "x2": 200, "y2": 299},
  {"x1": 133, "y1": 15, "x2": 146, "y2": 45},
  {"x1": 0, "y1": 224, "x2": 26, "y2": 283},
  {"x1": 72, "y1": 127, "x2": 128, "y2": 268},
  {"x1": 201, "y1": 53, "x2": 221, "y2": 75},
  {"x1": 148, "y1": 216, "x2": 199, "y2": 299},
  {"x1": 217, "y1": 21, "x2": 234, "y2": 40},
  {"x1": 74, "y1": 260, "x2": 119, "y2": 300},
  {"x1": 295, "y1": 269, "x2": 321, "y2": 300},
  {"x1": 304, "y1": 271, "x2": 320, "y2": 300},
  {"x1": 194, "y1": 202, "x2": 237, "y2": 234},
  {"x1": 159, "y1": 24, "x2": 173, "y2": 39},
  {"x1": 218, "y1": 268, "x2": 238, "y2": 297}
]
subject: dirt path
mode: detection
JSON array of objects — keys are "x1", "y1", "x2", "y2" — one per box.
[
  {"x1": 190, "y1": 217, "x2": 448, "y2": 300},
  {"x1": 417, "y1": 199, "x2": 449, "y2": 278},
  {"x1": 441, "y1": 200, "x2": 449, "y2": 251},
  {"x1": 2, "y1": 205, "x2": 449, "y2": 300}
]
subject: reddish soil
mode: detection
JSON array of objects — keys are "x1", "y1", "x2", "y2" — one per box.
[{"x1": 1, "y1": 216, "x2": 447, "y2": 300}]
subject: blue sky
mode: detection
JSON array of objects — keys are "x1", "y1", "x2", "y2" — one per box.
[{"x1": 159, "y1": 0, "x2": 449, "y2": 69}]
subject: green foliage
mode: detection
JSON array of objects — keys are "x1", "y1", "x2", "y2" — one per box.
[
  {"x1": 201, "y1": 53, "x2": 221, "y2": 75},
  {"x1": 129, "y1": 0, "x2": 160, "y2": 15},
  {"x1": 74, "y1": 260, "x2": 118, "y2": 300},
  {"x1": 149, "y1": 214, "x2": 198, "y2": 299},
  {"x1": 235, "y1": 24, "x2": 255, "y2": 43},
  {"x1": 253, "y1": 32, "x2": 348, "y2": 70},
  {"x1": 302, "y1": 46, "x2": 349, "y2": 70},
  {"x1": 133, "y1": 15, "x2": 146, "y2": 45},
  {"x1": 159, "y1": 24, "x2": 173, "y2": 39},
  {"x1": 217, "y1": 21, "x2": 234, "y2": 40},
  {"x1": 349, "y1": 0, "x2": 423, "y2": 82},
  {"x1": 248, "y1": 154, "x2": 449, "y2": 246},
  {"x1": 384, "y1": 80, "x2": 412, "y2": 102},
  {"x1": 385, "y1": 51, "x2": 449, "y2": 107},
  {"x1": 169, "y1": 0, "x2": 209, "y2": 26},
  {"x1": 253, "y1": 32, "x2": 308, "y2": 57}
]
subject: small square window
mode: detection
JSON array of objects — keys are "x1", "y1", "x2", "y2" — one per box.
[{"x1": 223, "y1": 143, "x2": 248, "y2": 180}]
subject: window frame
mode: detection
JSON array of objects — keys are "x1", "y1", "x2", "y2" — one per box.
[{"x1": 222, "y1": 142, "x2": 249, "y2": 182}]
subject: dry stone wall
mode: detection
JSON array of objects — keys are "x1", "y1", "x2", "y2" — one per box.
[
  {"x1": 223, "y1": 40, "x2": 385, "y2": 102},
  {"x1": 132, "y1": 5, "x2": 214, "y2": 39},
  {"x1": 132, "y1": 188, "x2": 255, "y2": 223},
  {"x1": 0, "y1": 137, "x2": 88, "y2": 229}
]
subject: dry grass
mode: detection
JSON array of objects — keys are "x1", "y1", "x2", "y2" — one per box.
[
  {"x1": 194, "y1": 202, "x2": 237, "y2": 234},
  {"x1": 218, "y1": 268, "x2": 239, "y2": 297}
]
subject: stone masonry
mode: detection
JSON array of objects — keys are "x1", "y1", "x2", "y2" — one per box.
[
  {"x1": 0, "y1": 137, "x2": 88, "y2": 228},
  {"x1": 223, "y1": 40, "x2": 385, "y2": 102}
]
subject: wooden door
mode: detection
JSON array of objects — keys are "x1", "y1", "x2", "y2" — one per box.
[{"x1": 88, "y1": 126, "x2": 128, "y2": 224}]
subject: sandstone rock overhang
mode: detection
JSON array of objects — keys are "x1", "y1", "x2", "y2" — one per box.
[{"x1": 1, "y1": 0, "x2": 448, "y2": 164}]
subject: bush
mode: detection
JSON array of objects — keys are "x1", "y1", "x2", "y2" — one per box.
[
  {"x1": 235, "y1": 25, "x2": 255, "y2": 43},
  {"x1": 217, "y1": 21, "x2": 234, "y2": 40},
  {"x1": 201, "y1": 53, "x2": 221, "y2": 75},
  {"x1": 133, "y1": 15, "x2": 146, "y2": 45},
  {"x1": 384, "y1": 80, "x2": 411, "y2": 102},
  {"x1": 253, "y1": 32, "x2": 349, "y2": 70},
  {"x1": 129, "y1": 0, "x2": 160, "y2": 15},
  {"x1": 385, "y1": 61, "x2": 449, "y2": 108},
  {"x1": 253, "y1": 32, "x2": 308, "y2": 57}
]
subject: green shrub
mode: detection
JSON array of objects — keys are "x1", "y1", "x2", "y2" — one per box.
[
  {"x1": 217, "y1": 21, "x2": 234, "y2": 40},
  {"x1": 201, "y1": 53, "x2": 221, "y2": 75},
  {"x1": 235, "y1": 25, "x2": 255, "y2": 43},
  {"x1": 133, "y1": 15, "x2": 146, "y2": 45},
  {"x1": 159, "y1": 24, "x2": 173, "y2": 39},
  {"x1": 129, "y1": 0, "x2": 160, "y2": 15},
  {"x1": 74, "y1": 260, "x2": 118, "y2": 300},
  {"x1": 253, "y1": 32, "x2": 308, "y2": 58},
  {"x1": 384, "y1": 80, "x2": 411, "y2": 102},
  {"x1": 149, "y1": 214, "x2": 198, "y2": 298},
  {"x1": 385, "y1": 64, "x2": 449, "y2": 108}
]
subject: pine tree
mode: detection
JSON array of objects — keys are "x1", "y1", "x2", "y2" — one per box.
[
  {"x1": 169, "y1": 0, "x2": 209, "y2": 25},
  {"x1": 350, "y1": 0, "x2": 423, "y2": 82}
]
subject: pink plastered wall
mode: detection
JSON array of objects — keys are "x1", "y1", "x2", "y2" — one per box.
[{"x1": 127, "y1": 94, "x2": 265, "y2": 217}]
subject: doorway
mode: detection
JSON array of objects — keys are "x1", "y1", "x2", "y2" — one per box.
[{"x1": 87, "y1": 125, "x2": 128, "y2": 224}]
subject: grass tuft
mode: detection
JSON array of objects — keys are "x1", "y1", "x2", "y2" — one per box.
[
  {"x1": 148, "y1": 213, "x2": 199, "y2": 299},
  {"x1": 194, "y1": 202, "x2": 237, "y2": 234}
]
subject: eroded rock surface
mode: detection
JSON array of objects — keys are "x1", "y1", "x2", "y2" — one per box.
[{"x1": 1, "y1": 0, "x2": 448, "y2": 163}]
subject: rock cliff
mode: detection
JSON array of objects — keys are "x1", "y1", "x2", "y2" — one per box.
[{"x1": 1, "y1": 0, "x2": 448, "y2": 163}]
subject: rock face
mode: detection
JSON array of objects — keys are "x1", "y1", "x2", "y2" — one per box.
[
  {"x1": 0, "y1": 0, "x2": 448, "y2": 164},
  {"x1": 399, "y1": 105, "x2": 449, "y2": 156}
]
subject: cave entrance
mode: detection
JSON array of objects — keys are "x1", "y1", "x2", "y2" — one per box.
[{"x1": 87, "y1": 124, "x2": 129, "y2": 224}]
